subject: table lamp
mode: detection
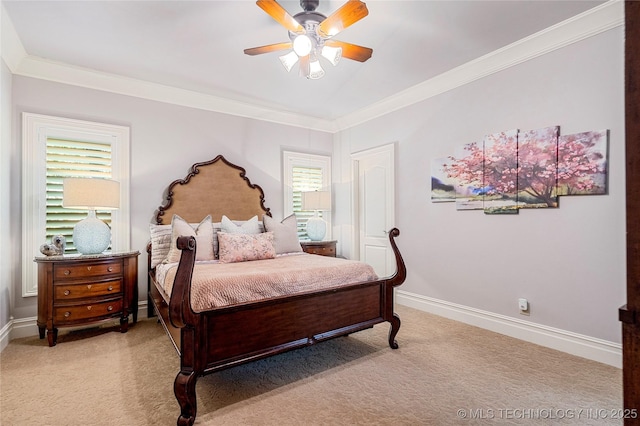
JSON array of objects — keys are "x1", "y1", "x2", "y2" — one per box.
[
  {"x1": 302, "y1": 190, "x2": 331, "y2": 241},
  {"x1": 63, "y1": 178, "x2": 120, "y2": 254}
]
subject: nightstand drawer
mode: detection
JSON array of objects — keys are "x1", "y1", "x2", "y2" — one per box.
[
  {"x1": 300, "y1": 241, "x2": 337, "y2": 257},
  {"x1": 54, "y1": 298, "x2": 123, "y2": 323},
  {"x1": 54, "y1": 279, "x2": 122, "y2": 300},
  {"x1": 306, "y1": 245, "x2": 336, "y2": 256},
  {"x1": 54, "y1": 261, "x2": 122, "y2": 280}
]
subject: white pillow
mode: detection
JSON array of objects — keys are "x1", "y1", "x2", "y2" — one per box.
[
  {"x1": 149, "y1": 223, "x2": 172, "y2": 268},
  {"x1": 263, "y1": 214, "x2": 302, "y2": 254},
  {"x1": 165, "y1": 214, "x2": 215, "y2": 263},
  {"x1": 221, "y1": 215, "x2": 261, "y2": 234}
]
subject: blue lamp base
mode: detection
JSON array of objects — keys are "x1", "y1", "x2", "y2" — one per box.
[{"x1": 73, "y1": 210, "x2": 111, "y2": 254}]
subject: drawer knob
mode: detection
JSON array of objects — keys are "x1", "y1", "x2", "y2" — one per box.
[
  {"x1": 107, "y1": 266, "x2": 114, "y2": 272},
  {"x1": 63, "y1": 270, "x2": 70, "y2": 276},
  {"x1": 87, "y1": 266, "x2": 92, "y2": 271},
  {"x1": 87, "y1": 306, "x2": 92, "y2": 311},
  {"x1": 64, "y1": 311, "x2": 71, "y2": 318},
  {"x1": 63, "y1": 290, "x2": 70, "y2": 296},
  {"x1": 107, "y1": 286, "x2": 113, "y2": 291},
  {"x1": 86, "y1": 284, "x2": 92, "y2": 290},
  {"x1": 107, "y1": 305, "x2": 113, "y2": 311}
]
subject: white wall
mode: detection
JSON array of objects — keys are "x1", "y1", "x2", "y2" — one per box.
[
  {"x1": 1, "y1": 58, "x2": 12, "y2": 339},
  {"x1": 9, "y1": 76, "x2": 333, "y2": 321},
  {"x1": 334, "y1": 27, "x2": 625, "y2": 345}
]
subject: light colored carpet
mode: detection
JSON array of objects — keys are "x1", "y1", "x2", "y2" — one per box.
[{"x1": 1, "y1": 305, "x2": 622, "y2": 425}]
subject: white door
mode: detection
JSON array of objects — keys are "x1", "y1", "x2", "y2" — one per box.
[{"x1": 351, "y1": 144, "x2": 395, "y2": 277}]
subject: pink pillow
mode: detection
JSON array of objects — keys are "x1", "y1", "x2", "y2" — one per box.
[{"x1": 217, "y1": 231, "x2": 276, "y2": 263}]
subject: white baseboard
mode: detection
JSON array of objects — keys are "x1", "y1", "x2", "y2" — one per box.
[
  {"x1": 0, "y1": 320, "x2": 11, "y2": 353},
  {"x1": 396, "y1": 290, "x2": 622, "y2": 368},
  {"x1": 0, "y1": 300, "x2": 149, "y2": 353}
]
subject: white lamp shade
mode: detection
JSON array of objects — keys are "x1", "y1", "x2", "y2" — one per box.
[
  {"x1": 63, "y1": 178, "x2": 120, "y2": 209},
  {"x1": 301, "y1": 191, "x2": 331, "y2": 211}
]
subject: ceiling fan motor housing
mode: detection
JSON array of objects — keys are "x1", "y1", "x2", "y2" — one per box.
[{"x1": 300, "y1": 0, "x2": 320, "y2": 11}]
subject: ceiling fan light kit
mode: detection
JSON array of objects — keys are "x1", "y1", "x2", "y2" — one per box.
[{"x1": 245, "y1": 0, "x2": 373, "y2": 80}]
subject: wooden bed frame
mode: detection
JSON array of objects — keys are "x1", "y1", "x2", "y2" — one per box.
[{"x1": 147, "y1": 155, "x2": 407, "y2": 426}]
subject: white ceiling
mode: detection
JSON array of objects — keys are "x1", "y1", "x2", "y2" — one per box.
[{"x1": 2, "y1": 0, "x2": 607, "y2": 126}]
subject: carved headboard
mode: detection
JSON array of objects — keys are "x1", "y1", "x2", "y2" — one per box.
[{"x1": 154, "y1": 155, "x2": 271, "y2": 225}]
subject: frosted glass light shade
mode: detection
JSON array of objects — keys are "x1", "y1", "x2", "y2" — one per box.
[
  {"x1": 321, "y1": 45, "x2": 342, "y2": 66},
  {"x1": 293, "y1": 35, "x2": 312, "y2": 57},
  {"x1": 308, "y1": 60, "x2": 325, "y2": 80},
  {"x1": 279, "y1": 51, "x2": 299, "y2": 72}
]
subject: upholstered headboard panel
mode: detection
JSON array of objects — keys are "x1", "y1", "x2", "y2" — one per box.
[{"x1": 154, "y1": 155, "x2": 271, "y2": 225}]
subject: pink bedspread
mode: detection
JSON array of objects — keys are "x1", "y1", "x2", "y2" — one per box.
[{"x1": 160, "y1": 253, "x2": 379, "y2": 313}]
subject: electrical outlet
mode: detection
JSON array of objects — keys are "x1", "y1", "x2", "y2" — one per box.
[{"x1": 518, "y1": 298, "x2": 530, "y2": 315}]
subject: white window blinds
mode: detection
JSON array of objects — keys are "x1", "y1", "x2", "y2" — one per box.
[{"x1": 292, "y1": 165, "x2": 324, "y2": 239}]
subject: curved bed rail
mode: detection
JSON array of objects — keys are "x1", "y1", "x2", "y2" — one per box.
[
  {"x1": 169, "y1": 236, "x2": 198, "y2": 328},
  {"x1": 383, "y1": 227, "x2": 406, "y2": 349},
  {"x1": 386, "y1": 227, "x2": 406, "y2": 287}
]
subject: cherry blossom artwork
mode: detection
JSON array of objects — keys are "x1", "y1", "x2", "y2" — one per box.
[
  {"x1": 557, "y1": 130, "x2": 608, "y2": 196},
  {"x1": 446, "y1": 141, "x2": 484, "y2": 210},
  {"x1": 483, "y1": 129, "x2": 519, "y2": 214},
  {"x1": 431, "y1": 126, "x2": 609, "y2": 215},
  {"x1": 517, "y1": 126, "x2": 559, "y2": 209},
  {"x1": 430, "y1": 157, "x2": 456, "y2": 202}
]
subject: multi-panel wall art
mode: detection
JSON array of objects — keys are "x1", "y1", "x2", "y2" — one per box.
[{"x1": 431, "y1": 127, "x2": 608, "y2": 214}]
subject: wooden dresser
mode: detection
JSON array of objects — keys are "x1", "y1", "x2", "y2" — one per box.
[
  {"x1": 300, "y1": 240, "x2": 337, "y2": 257},
  {"x1": 35, "y1": 251, "x2": 139, "y2": 346}
]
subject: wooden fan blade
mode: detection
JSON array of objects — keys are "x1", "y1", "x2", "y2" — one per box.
[
  {"x1": 244, "y1": 42, "x2": 293, "y2": 56},
  {"x1": 256, "y1": 0, "x2": 304, "y2": 33},
  {"x1": 325, "y1": 40, "x2": 372, "y2": 62},
  {"x1": 317, "y1": 0, "x2": 369, "y2": 38}
]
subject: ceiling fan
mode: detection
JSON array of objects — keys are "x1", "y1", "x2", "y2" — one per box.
[{"x1": 244, "y1": 0, "x2": 373, "y2": 79}]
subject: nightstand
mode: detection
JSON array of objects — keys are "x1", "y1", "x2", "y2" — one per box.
[
  {"x1": 300, "y1": 240, "x2": 337, "y2": 257},
  {"x1": 35, "y1": 250, "x2": 139, "y2": 346}
]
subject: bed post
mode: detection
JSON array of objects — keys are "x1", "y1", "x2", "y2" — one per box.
[
  {"x1": 169, "y1": 236, "x2": 202, "y2": 426},
  {"x1": 385, "y1": 228, "x2": 407, "y2": 349}
]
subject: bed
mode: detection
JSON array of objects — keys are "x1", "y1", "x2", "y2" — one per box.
[{"x1": 147, "y1": 155, "x2": 406, "y2": 426}]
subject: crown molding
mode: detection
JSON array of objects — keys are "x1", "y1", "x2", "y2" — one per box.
[
  {"x1": 335, "y1": 0, "x2": 624, "y2": 131},
  {"x1": 1, "y1": 1, "x2": 623, "y2": 134}
]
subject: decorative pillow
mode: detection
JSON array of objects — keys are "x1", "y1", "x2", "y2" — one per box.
[
  {"x1": 263, "y1": 214, "x2": 302, "y2": 255},
  {"x1": 165, "y1": 215, "x2": 215, "y2": 263},
  {"x1": 149, "y1": 224, "x2": 172, "y2": 268},
  {"x1": 221, "y1": 215, "x2": 261, "y2": 234},
  {"x1": 217, "y1": 231, "x2": 276, "y2": 263},
  {"x1": 212, "y1": 222, "x2": 222, "y2": 258}
]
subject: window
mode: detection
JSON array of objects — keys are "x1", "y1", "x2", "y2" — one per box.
[
  {"x1": 282, "y1": 150, "x2": 331, "y2": 241},
  {"x1": 22, "y1": 113, "x2": 130, "y2": 296}
]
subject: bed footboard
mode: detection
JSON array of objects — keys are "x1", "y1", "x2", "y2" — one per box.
[{"x1": 168, "y1": 229, "x2": 406, "y2": 426}]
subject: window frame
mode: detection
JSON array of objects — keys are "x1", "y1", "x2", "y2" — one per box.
[
  {"x1": 21, "y1": 113, "x2": 130, "y2": 297},
  {"x1": 282, "y1": 150, "x2": 332, "y2": 241}
]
